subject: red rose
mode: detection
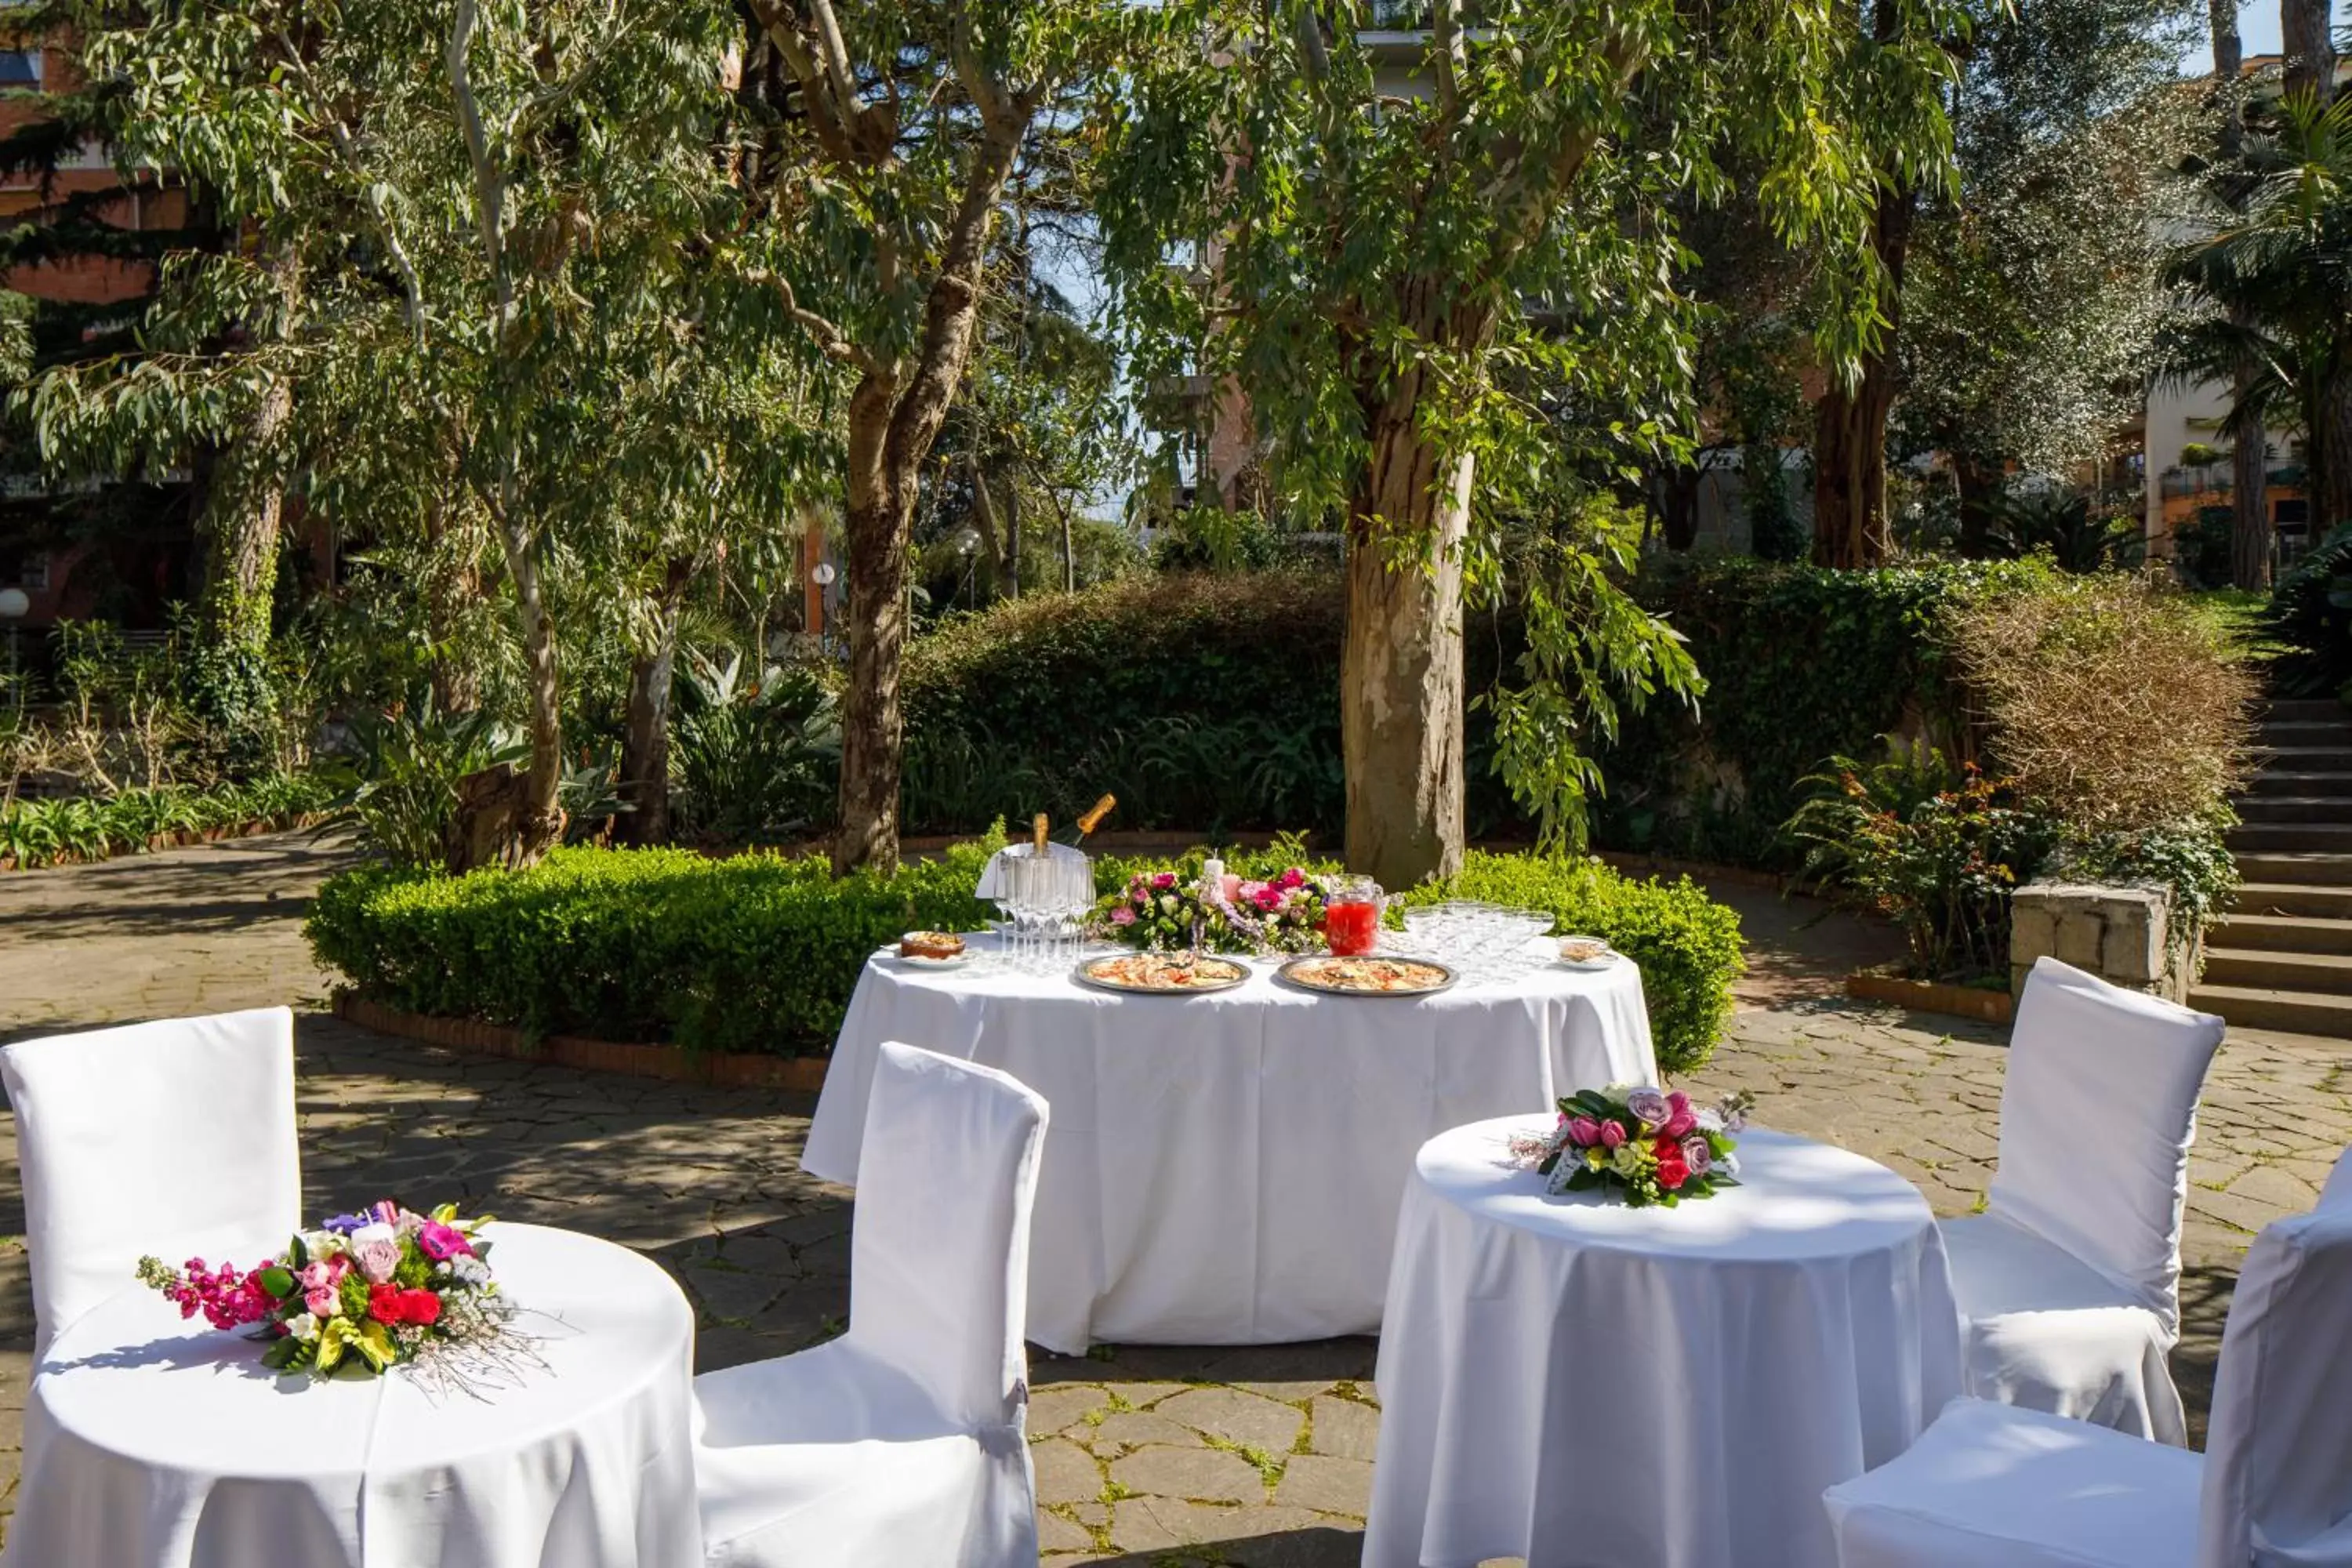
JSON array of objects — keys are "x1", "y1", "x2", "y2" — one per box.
[
  {"x1": 368, "y1": 1283, "x2": 409, "y2": 1323},
  {"x1": 1653, "y1": 1137, "x2": 1690, "y2": 1190},
  {"x1": 401, "y1": 1288, "x2": 442, "y2": 1326}
]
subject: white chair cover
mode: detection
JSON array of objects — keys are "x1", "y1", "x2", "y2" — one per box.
[
  {"x1": 2196, "y1": 1192, "x2": 2352, "y2": 1566},
  {"x1": 1824, "y1": 1145, "x2": 2352, "y2": 1568},
  {"x1": 2, "y1": 1007, "x2": 299, "y2": 1360},
  {"x1": 694, "y1": 1040, "x2": 1049, "y2": 1568},
  {"x1": 1942, "y1": 956, "x2": 2223, "y2": 1443}
]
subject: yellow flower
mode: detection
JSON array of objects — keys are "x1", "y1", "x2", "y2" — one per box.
[{"x1": 1584, "y1": 1146, "x2": 1608, "y2": 1172}]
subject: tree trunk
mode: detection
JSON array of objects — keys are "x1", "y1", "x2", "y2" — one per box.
[
  {"x1": 967, "y1": 455, "x2": 1007, "y2": 602},
  {"x1": 1655, "y1": 462, "x2": 1701, "y2": 552},
  {"x1": 1811, "y1": 188, "x2": 1913, "y2": 569},
  {"x1": 492, "y1": 503, "x2": 566, "y2": 864},
  {"x1": 1342, "y1": 392, "x2": 1471, "y2": 891},
  {"x1": 1004, "y1": 473, "x2": 1022, "y2": 598},
  {"x1": 1061, "y1": 499, "x2": 1075, "y2": 592},
  {"x1": 2315, "y1": 368, "x2": 2352, "y2": 535},
  {"x1": 836, "y1": 376, "x2": 915, "y2": 875},
  {"x1": 615, "y1": 554, "x2": 697, "y2": 846},
  {"x1": 1953, "y1": 451, "x2": 2002, "y2": 557},
  {"x1": 2211, "y1": 0, "x2": 2243, "y2": 154},
  {"x1": 422, "y1": 489, "x2": 484, "y2": 712},
  {"x1": 831, "y1": 121, "x2": 1027, "y2": 876},
  {"x1": 2231, "y1": 417, "x2": 2273, "y2": 589},
  {"x1": 2283, "y1": 0, "x2": 2337, "y2": 105}
]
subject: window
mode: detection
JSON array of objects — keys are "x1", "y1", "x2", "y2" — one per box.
[
  {"x1": 2274, "y1": 498, "x2": 2310, "y2": 529},
  {"x1": 0, "y1": 49, "x2": 39, "y2": 88}
]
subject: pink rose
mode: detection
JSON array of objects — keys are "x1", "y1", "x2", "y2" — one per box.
[
  {"x1": 1598, "y1": 1120, "x2": 1627, "y2": 1150},
  {"x1": 1658, "y1": 1107, "x2": 1698, "y2": 1140},
  {"x1": 1110, "y1": 905, "x2": 1137, "y2": 926},
  {"x1": 306, "y1": 1286, "x2": 338, "y2": 1316},
  {"x1": 1152, "y1": 873, "x2": 1178, "y2": 891},
  {"x1": 1566, "y1": 1116, "x2": 1602, "y2": 1147},
  {"x1": 1277, "y1": 867, "x2": 1305, "y2": 891},
  {"x1": 1220, "y1": 873, "x2": 1243, "y2": 903},
  {"x1": 353, "y1": 1238, "x2": 401, "y2": 1285}
]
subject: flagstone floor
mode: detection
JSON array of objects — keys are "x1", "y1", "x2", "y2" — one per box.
[{"x1": 1, "y1": 834, "x2": 2346, "y2": 1564}]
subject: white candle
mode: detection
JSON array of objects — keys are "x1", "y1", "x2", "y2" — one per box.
[{"x1": 1201, "y1": 857, "x2": 1224, "y2": 886}]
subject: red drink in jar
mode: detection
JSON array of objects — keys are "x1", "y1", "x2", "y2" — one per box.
[{"x1": 1323, "y1": 877, "x2": 1382, "y2": 956}]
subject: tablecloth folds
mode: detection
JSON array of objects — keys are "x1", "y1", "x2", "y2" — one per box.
[
  {"x1": 13, "y1": 1225, "x2": 700, "y2": 1568},
  {"x1": 807, "y1": 940, "x2": 1659, "y2": 1350},
  {"x1": 1367, "y1": 1120, "x2": 1963, "y2": 1568}
]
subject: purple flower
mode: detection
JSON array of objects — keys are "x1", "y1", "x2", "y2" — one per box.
[
  {"x1": 321, "y1": 1213, "x2": 369, "y2": 1236},
  {"x1": 353, "y1": 1237, "x2": 402, "y2": 1285},
  {"x1": 1681, "y1": 1134, "x2": 1713, "y2": 1177},
  {"x1": 1624, "y1": 1087, "x2": 1671, "y2": 1127}
]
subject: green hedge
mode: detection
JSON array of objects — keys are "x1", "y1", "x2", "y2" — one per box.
[
  {"x1": 2, "y1": 773, "x2": 336, "y2": 869},
  {"x1": 308, "y1": 836, "x2": 1743, "y2": 1075},
  {"x1": 1594, "y1": 557, "x2": 2056, "y2": 866},
  {"x1": 898, "y1": 559, "x2": 2058, "y2": 867}
]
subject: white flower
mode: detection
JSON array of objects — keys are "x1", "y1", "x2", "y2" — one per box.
[
  {"x1": 350, "y1": 1221, "x2": 398, "y2": 1248},
  {"x1": 303, "y1": 1231, "x2": 348, "y2": 1259},
  {"x1": 285, "y1": 1312, "x2": 321, "y2": 1341}
]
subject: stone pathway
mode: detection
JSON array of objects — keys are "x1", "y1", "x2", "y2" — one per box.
[{"x1": 2, "y1": 834, "x2": 2347, "y2": 1564}]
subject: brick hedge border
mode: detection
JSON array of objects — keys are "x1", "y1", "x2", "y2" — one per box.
[
  {"x1": 1844, "y1": 971, "x2": 2015, "y2": 1025},
  {"x1": 333, "y1": 993, "x2": 831, "y2": 1093}
]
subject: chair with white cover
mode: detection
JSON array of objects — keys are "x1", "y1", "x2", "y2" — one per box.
[
  {"x1": 2, "y1": 1007, "x2": 300, "y2": 1362},
  {"x1": 1821, "y1": 1158, "x2": 2352, "y2": 1567},
  {"x1": 1938, "y1": 956, "x2": 2223, "y2": 1444},
  {"x1": 694, "y1": 1040, "x2": 1050, "y2": 1568}
]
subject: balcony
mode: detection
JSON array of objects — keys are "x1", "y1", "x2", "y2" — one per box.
[{"x1": 2158, "y1": 463, "x2": 2307, "y2": 499}]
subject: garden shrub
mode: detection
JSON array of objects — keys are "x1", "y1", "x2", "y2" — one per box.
[
  {"x1": 309, "y1": 834, "x2": 1744, "y2": 1075},
  {"x1": 2261, "y1": 522, "x2": 2352, "y2": 697},
  {"x1": 0, "y1": 772, "x2": 334, "y2": 869}
]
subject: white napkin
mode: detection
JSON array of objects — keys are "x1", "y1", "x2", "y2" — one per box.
[{"x1": 975, "y1": 840, "x2": 1092, "y2": 901}]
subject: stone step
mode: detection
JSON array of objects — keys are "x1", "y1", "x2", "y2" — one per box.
[
  {"x1": 2201, "y1": 946, "x2": 2352, "y2": 993},
  {"x1": 2259, "y1": 719, "x2": 2352, "y2": 745},
  {"x1": 2231, "y1": 853, "x2": 2352, "y2": 887},
  {"x1": 2249, "y1": 745, "x2": 2352, "y2": 771},
  {"x1": 2263, "y1": 699, "x2": 2351, "y2": 721},
  {"x1": 2209, "y1": 912, "x2": 2352, "y2": 955},
  {"x1": 2234, "y1": 880, "x2": 2352, "y2": 916},
  {"x1": 2236, "y1": 796, "x2": 2352, "y2": 824},
  {"x1": 2186, "y1": 982, "x2": 2352, "y2": 1038},
  {"x1": 2245, "y1": 770, "x2": 2352, "y2": 798},
  {"x1": 2228, "y1": 822, "x2": 2352, "y2": 852}
]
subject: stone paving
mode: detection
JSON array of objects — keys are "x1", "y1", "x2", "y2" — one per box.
[{"x1": 1, "y1": 835, "x2": 2347, "y2": 1564}]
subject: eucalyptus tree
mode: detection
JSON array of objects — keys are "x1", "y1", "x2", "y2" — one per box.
[
  {"x1": 732, "y1": 0, "x2": 1126, "y2": 874},
  {"x1": 1098, "y1": 0, "x2": 1963, "y2": 887},
  {"x1": 32, "y1": 0, "x2": 814, "y2": 862},
  {"x1": 1894, "y1": 0, "x2": 2204, "y2": 552}
]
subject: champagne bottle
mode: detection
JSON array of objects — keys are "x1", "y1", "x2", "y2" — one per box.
[
  {"x1": 1032, "y1": 812, "x2": 1050, "y2": 854},
  {"x1": 1073, "y1": 794, "x2": 1116, "y2": 841}
]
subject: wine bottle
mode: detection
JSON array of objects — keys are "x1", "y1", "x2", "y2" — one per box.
[{"x1": 1032, "y1": 812, "x2": 1050, "y2": 854}]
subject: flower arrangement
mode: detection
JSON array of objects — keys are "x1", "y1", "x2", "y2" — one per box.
[
  {"x1": 1094, "y1": 866, "x2": 1330, "y2": 954},
  {"x1": 1511, "y1": 1086, "x2": 1755, "y2": 1207},
  {"x1": 136, "y1": 1200, "x2": 516, "y2": 1380}
]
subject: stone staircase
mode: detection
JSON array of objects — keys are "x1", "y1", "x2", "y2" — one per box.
[{"x1": 2192, "y1": 697, "x2": 2352, "y2": 1036}]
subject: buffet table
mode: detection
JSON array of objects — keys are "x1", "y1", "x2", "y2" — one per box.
[{"x1": 804, "y1": 937, "x2": 1658, "y2": 1352}]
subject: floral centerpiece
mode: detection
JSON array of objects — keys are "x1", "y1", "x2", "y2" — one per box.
[
  {"x1": 136, "y1": 1200, "x2": 517, "y2": 1380},
  {"x1": 1511, "y1": 1086, "x2": 1755, "y2": 1207},
  {"x1": 1094, "y1": 866, "x2": 1330, "y2": 955}
]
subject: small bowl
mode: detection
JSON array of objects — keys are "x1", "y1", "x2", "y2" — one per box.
[{"x1": 1556, "y1": 935, "x2": 1616, "y2": 969}]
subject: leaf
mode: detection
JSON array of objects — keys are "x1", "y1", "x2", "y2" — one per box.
[{"x1": 256, "y1": 1265, "x2": 297, "y2": 1300}]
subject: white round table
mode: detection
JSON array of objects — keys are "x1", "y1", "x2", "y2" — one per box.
[
  {"x1": 804, "y1": 937, "x2": 1659, "y2": 1352},
  {"x1": 13, "y1": 1223, "x2": 701, "y2": 1568},
  {"x1": 1364, "y1": 1117, "x2": 1963, "y2": 1568}
]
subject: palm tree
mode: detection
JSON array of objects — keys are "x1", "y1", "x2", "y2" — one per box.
[{"x1": 2165, "y1": 93, "x2": 2352, "y2": 561}]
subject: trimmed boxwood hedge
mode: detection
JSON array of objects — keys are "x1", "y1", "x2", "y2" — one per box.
[{"x1": 307, "y1": 833, "x2": 1744, "y2": 1075}]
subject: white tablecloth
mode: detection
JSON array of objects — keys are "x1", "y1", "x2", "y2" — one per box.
[
  {"x1": 807, "y1": 938, "x2": 1658, "y2": 1352},
  {"x1": 1365, "y1": 1118, "x2": 1963, "y2": 1568},
  {"x1": 13, "y1": 1223, "x2": 700, "y2": 1568}
]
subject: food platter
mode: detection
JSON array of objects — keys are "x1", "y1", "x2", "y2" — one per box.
[
  {"x1": 1076, "y1": 951, "x2": 1252, "y2": 995},
  {"x1": 1276, "y1": 955, "x2": 1457, "y2": 997}
]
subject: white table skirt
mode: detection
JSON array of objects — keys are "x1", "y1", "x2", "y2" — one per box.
[
  {"x1": 13, "y1": 1223, "x2": 700, "y2": 1568},
  {"x1": 1365, "y1": 1118, "x2": 1963, "y2": 1568},
  {"x1": 806, "y1": 938, "x2": 1658, "y2": 1352}
]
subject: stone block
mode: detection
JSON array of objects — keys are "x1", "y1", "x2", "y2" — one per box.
[
  {"x1": 2053, "y1": 911, "x2": 2105, "y2": 970},
  {"x1": 2008, "y1": 902, "x2": 2057, "y2": 962},
  {"x1": 2012, "y1": 880, "x2": 2187, "y2": 1000}
]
